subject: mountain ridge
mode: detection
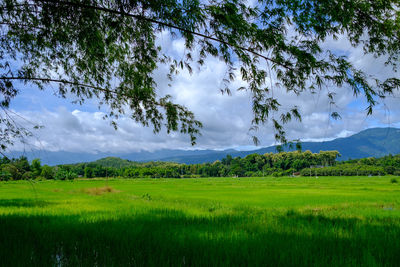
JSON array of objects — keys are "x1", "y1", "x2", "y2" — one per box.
[{"x1": 5, "y1": 127, "x2": 400, "y2": 165}]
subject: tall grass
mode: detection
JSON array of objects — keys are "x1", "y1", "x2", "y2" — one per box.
[{"x1": 0, "y1": 177, "x2": 399, "y2": 266}]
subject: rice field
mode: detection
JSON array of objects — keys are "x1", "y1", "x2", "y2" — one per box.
[{"x1": 0, "y1": 176, "x2": 400, "y2": 266}]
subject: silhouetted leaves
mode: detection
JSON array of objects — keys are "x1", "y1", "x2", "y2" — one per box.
[{"x1": 0, "y1": 0, "x2": 399, "y2": 150}]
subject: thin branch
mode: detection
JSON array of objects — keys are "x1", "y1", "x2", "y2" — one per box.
[
  {"x1": 34, "y1": 0, "x2": 293, "y2": 70},
  {"x1": 0, "y1": 22, "x2": 45, "y2": 31},
  {"x1": 1, "y1": 106, "x2": 26, "y2": 133},
  {"x1": 2, "y1": 107, "x2": 40, "y2": 126},
  {"x1": 0, "y1": 76, "x2": 177, "y2": 108},
  {"x1": 355, "y1": 8, "x2": 400, "y2": 43},
  {"x1": 0, "y1": 150, "x2": 8, "y2": 158},
  {"x1": 0, "y1": 76, "x2": 112, "y2": 93}
]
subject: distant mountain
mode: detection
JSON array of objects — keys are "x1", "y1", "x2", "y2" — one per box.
[
  {"x1": 146, "y1": 128, "x2": 400, "y2": 163},
  {"x1": 4, "y1": 148, "x2": 224, "y2": 166},
  {"x1": 5, "y1": 127, "x2": 400, "y2": 165},
  {"x1": 290, "y1": 127, "x2": 400, "y2": 160}
]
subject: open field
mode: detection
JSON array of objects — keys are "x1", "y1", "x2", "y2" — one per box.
[{"x1": 1, "y1": 177, "x2": 400, "y2": 266}]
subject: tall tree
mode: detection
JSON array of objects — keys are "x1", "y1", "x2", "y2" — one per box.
[{"x1": 1, "y1": 0, "x2": 399, "y2": 150}]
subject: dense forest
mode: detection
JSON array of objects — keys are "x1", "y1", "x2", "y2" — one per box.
[{"x1": 1, "y1": 151, "x2": 400, "y2": 181}]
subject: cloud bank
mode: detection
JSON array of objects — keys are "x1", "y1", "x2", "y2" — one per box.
[{"x1": 7, "y1": 33, "x2": 400, "y2": 153}]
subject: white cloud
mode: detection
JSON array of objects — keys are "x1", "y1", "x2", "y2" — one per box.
[{"x1": 6, "y1": 29, "x2": 400, "y2": 153}]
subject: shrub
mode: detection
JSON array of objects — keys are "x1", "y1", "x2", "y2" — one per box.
[
  {"x1": 283, "y1": 168, "x2": 296, "y2": 176},
  {"x1": 54, "y1": 169, "x2": 77, "y2": 180},
  {"x1": 65, "y1": 171, "x2": 78, "y2": 180},
  {"x1": 272, "y1": 172, "x2": 283, "y2": 177},
  {"x1": 41, "y1": 165, "x2": 55, "y2": 179},
  {"x1": 21, "y1": 171, "x2": 34, "y2": 180},
  {"x1": 0, "y1": 171, "x2": 12, "y2": 181},
  {"x1": 385, "y1": 166, "x2": 396, "y2": 175},
  {"x1": 300, "y1": 164, "x2": 386, "y2": 176},
  {"x1": 124, "y1": 168, "x2": 140, "y2": 178},
  {"x1": 391, "y1": 178, "x2": 398, "y2": 184},
  {"x1": 1, "y1": 164, "x2": 20, "y2": 180},
  {"x1": 31, "y1": 158, "x2": 42, "y2": 177}
]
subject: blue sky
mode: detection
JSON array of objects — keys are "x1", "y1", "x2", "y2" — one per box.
[{"x1": 5, "y1": 30, "x2": 400, "y2": 153}]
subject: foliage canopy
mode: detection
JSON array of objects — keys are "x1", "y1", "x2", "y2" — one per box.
[{"x1": 1, "y1": 0, "x2": 399, "y2": 150}]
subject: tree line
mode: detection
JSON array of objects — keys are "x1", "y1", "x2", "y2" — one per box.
[
  {"x1": 0, "y1": 157, "x2": 76, "y2": 181},
  {"x1": 301, "y1": 154, "x2": 400, "y2": 177},
  {"x1": 1, "y1": 151, "x2": 400, "y2": 181}
]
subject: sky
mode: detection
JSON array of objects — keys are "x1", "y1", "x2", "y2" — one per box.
[{"x1": 5, "y1": 30, "x2": 400, "y2": 154}]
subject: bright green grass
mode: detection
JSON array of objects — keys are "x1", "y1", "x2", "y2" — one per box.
[{"x1": 1, "y1": 177, "x2": 400, "y2": 266}]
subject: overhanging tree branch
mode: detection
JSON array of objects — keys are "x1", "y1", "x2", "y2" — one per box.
[
  {"x1": 0, "y1": 76, "x2": 108, "y2": 92},
  {"x1": 1, "y1": 0, "x2": 399, "y2": 150},
  {"x1": 0, "y1": 76, "x2": 194, "y2": 110},
  {"x1": 34, "y1": 0, "x2": 293, "y2": 70}
]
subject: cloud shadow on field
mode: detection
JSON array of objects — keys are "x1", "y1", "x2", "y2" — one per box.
[{"x1": 0, "y1": 198, "x2": 54, "y2": 208}]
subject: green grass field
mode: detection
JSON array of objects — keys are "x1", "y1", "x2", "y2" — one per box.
[{"x1": 1, "y1": 177, "x2": 400, "y2": 266}]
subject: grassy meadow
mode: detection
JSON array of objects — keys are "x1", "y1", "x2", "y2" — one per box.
[{"x1": 0, "y1": 176, "x2": 400, "y2": 266}]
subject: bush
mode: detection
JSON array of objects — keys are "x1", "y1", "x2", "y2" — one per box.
[
  {"x1": 384, "y1": 166, "x2": 396, "y2": 175},
  {"x1": 251, "y1": 171, "x2": 263, "y2": 177},
  {"x1": 21, "y1": 171, "x2": 34, "y2": 180},
  {"x1": 124, "y1": 168, "x2": 140, "y2": 178},
  {"x1": 1, "y1": 164, "x2": 20, "y2": 180},
  {"x1": 31, "y1": 158, "x2": 42, "y2": 177},
  {"x1": 300, "y1": 168, "x2": 311, "y2": 176},
  {"x1": 391, "y1": 178, "x2": 398, "y2": 184},
  {"x1": 41, "y1": 165, "x2": 54, "y2": 179},
  {"x1": 0, "y1": 171, "x2": 12, "y2": 181},
  {"x1": 283, "y1": 168, "x2": 296, "y2": 176},
  {"x1": 272, "y1": 172, "x2": 283, "y2": 177},
  {"x1": 181, "y1": 174, "x2": 201, "y2": 178},
  {"x1": 54, "y1": 168, "x2": 77, "y2": 180},
  {"x1": 300, "y1": 164, "x2": 386, "y2": 176}
]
